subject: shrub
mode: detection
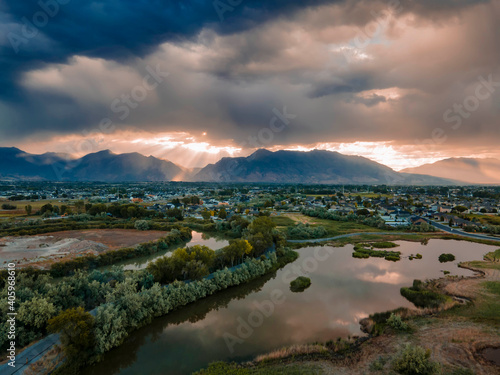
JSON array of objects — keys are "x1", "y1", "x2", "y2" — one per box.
[
  {"x1": 134, "y1": 220, "x2": 151, "y2": 231},
  {"x1": 386, "y1": 313, "x2": 409, "y2": 331},
  {"x1": 370, "y1": 356, "x2": 388, "y2": 372},
  {"x1": 392, "y1": 344, "x2": 440, "y2": 375},
  {"x1": 438, "y1": 253, "x2": 455, "y2": 263},
  {"x1": 290, "y1": 276, "x2": 311, "y2": 292},
  {"x1": 400, "y1": 280, "x2": 448, "y2": 309},
  {"x1": 372, "y1": 241, "x2": 399, "y2": 249}
]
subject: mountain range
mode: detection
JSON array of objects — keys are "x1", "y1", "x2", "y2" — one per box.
[
  {"x1": 0, "y1": 147, "x2": 495, "y2": 185},
  {"x1": 0, "y1": 148, "x2": 183, "y2": 182},
  {"x1": 402, "y1": 158, "x2": 500, "y2": 185}
]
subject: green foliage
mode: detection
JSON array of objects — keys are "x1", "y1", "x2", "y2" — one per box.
[
  {"x1": 370, "y1": 356, "x2": 388, "y2": 372},
  {"x1": 386, "y1": 313, "x2": 409, "y2": 331},
  {"x1": 218, "y1": 208, "x2": 228, "y2": 219},
  {"x1": 392, "y1": 344, "x2": 440, "y2": 375},
  {"x1": 148, "y1": 238, "x2": 258, "y2": 283},
  {"x1": 48, "y1": 307, "x2": 96, "y2": 370},
  {"x1": 438, "y1": 253, "x2": 456, "y2": 263},
  {"x1": 290, "y1": 276, "x2": 311, "y2": 292},
  {"x1": 49, "y1": 227, "x2": 192, "y2": 277},
  {"x1": 287, "y1": 223, "x2": 327, "y2": 240},
  {"x1": 301, "y1": 207, "x2": 391, "y2": 230},
  {"x1": 372, "y1": 241, "x2": 399, "y2": 249},
  {"x1": 484, "y1": 249, "x2": 500, "y2": 262},
  {"x1": 134, "y1": 219, "x2": 151, "y2": 231},
  {"x1": 401, "y1": 280, "x2": 449, "y2": 309},
  {"x1": 18, "y1": 296, "x2": 58, "y2": 330},
  {"x1": 351, "y1": 244, "x2": 401, "y2": 261}
]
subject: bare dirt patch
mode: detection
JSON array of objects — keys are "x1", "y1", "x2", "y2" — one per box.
[{"x1": 0, "y1": 229, "x2": 168, "y2": 268}]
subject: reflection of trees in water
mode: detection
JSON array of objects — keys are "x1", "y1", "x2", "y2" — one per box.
[{"x1": 83, "y1": 272, "x2": 277, "y2": 375}]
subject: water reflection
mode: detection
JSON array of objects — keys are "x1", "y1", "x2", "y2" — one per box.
[
  {"x1": 111, "y1": 231, "x2": 230, "y2": 271},
  {"x1": 87, "y1": 239, "x2": 495, "y2": 375}
]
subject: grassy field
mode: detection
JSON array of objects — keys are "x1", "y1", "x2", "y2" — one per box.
[
  {"x1": 195, "y1": 362, "x2": 323, "y2": 374},
  {"x1": 465, "y1": 213, "x2": 500, "y2": 226},
  {"x1": 270, "y1": 216, "x2": 296, "y2": 227},
  {"x1": 0, "y1": 199, "x2": 74, "y2": 218},
  {"x1": 279, "y1": 213, "x2": 384, "y2": 237}
]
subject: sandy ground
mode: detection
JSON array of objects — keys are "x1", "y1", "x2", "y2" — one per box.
[{"x1": 0, "y1": 229, "x2": 168, "y2": 268}]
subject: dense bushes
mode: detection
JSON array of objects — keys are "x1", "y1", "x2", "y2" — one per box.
[
  {"x1": 352, "y1": 243, "x2": 401, "y2": 261},
  {"x1": 372, "y1": 241, "x2": 399, "y2": 249},
  {"x1": 438, "y1": 253, "x2": 455, "y2": 263},
  {"x1": 147, "y1": 239, "x2": 257, "y2": 284},
  {"x1": 392, "y1": 344, "x2": 440, "y2": 375},
  {"x1": 287, "y1": 223, "x2": 327, "y2": 240},
  {"x1": 290, "y1": 276, "x2": 311, "y2": 292},
  {"x1": 93, "y1": 254, "x2": 279, "y2": 357},
  {"x1": 50, "y1": 227, "x2": 192, "y2": 277},
  {"x1": 400, "y1": 280, "x2": 449, "y2": 309},
  {"x1": 214, "y1": 215, "x2": 250, "y2": 237},
  {"x1": 386, "y1": 313, "x2": 409, "y2": 331},
  {"x1": 0, "y1": 267, "x2": 133, "y2": 352},
  {"x1": 0, "y1": 248, "x2": 283, "y2": 362}
]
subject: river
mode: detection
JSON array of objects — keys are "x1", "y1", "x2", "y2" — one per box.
[{"x1": 83, "y1": 239, "x2": 495, "y2": 374}]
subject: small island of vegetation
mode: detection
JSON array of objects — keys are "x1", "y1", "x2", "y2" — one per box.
[
  {"x1": 438, "y1": 253, "x2": 456, "y2": 263},
  {"x1": 290, "y1": 276, "x2": 311, "y2": 292}
]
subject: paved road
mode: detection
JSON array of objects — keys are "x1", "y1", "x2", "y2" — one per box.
[
  {"x1": 0, "y1": 334, "x2": 60, "y2": 375},
  {"x1": 419, "y1": 217, "x2": 500, "y2": 242}
]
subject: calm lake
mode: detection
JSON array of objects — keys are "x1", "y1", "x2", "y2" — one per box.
[{"x1": 84, "y1": 239, "x2": 495, "y2": 375}]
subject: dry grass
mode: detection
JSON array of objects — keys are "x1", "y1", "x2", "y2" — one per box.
[{"x1": 255, "y1": 344, "x2": 329, "y2": 362}]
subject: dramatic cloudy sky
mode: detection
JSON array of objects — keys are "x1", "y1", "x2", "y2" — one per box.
[{"x1": 1, "y1": 0, "x2": 499, "y2": 169}]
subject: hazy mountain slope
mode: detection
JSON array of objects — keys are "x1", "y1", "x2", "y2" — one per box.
[
  {"x1": 402, "y1": 158, "x2": 500, "y2": 184},
  {"x1": 192, "y1": 149, "x2": 457, "y2": 185},
  {"x1": 0, "y1": 148, "x2": 183, "y2": 182}
]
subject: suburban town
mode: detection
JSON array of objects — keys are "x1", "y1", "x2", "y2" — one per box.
[{"x1": 2, "y1": 182, "x2": 499, "y2": 235}]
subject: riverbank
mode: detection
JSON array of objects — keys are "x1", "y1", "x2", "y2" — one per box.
[{"x1": 195, "y1": 258, "x2": 500, "y2": 374}]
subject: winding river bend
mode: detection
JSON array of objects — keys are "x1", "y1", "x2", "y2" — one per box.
[{"x1": 84, "y1": 239, "x2": 495, "y2": 375}]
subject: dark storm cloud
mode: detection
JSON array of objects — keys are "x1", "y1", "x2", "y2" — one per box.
[
  {"x1": 0, "y1": 0, "x2": 498, "y2": 154},
  {"x1": 0, "y1": 0, "x2": 335, "y2": 98}
]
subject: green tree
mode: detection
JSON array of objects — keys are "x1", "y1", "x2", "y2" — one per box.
[
  {"x1": 18, "y1": 296, "x2": 57, "y2": 329},
  {"x1": 218, "y1": 208, "x2": 227, "y2": 219},
  {"x1": 25, "y1": 204, "x2": 32, "y2": 216},
  {"x1": 75, "y1": 200, "x2": 85, "y2": 213},
  {"x1": 201, "y1": 210, "x2": 211, "y2": 220},
  {"x1": 48, "y1": 307, "x2": 96, "y2": 369}
]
